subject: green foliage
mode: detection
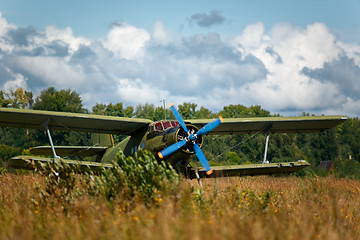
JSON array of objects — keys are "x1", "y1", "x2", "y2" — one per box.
[
  {"x1": 193, "y1": 188, "x2": 205, "y2": 208},
  {"x1": 178, "y1": 102, "x2": 197, "y2": 119},
  {"x1": 224, "y1": 151, "x2": 241, "y2": 165},
  {"x1": 219, "y1": 104, "x2": 270, "y2": 118},
  {"x1": 33, "y1": 87, "x2": 85, "y2": 113},
  {"x1": 0, "y1": 144, "x2": 22, "y2": 166},
  {"x1": 177, "y1": 103, "x2": 215, "y2": 119},
  {"x1": 334, "y1": 159, "x2": 360, "y2": 179},
  {"x1": 133, "y1": 103, "x2": 174, "y2": 121},
  {"x1": 195, "y1": 106, "x2": 216, "y2": 119},
  {"x1": 0, "y1": 90, "x2": 10, "y2": 107},
  {"x1": 36, "y1": 160, "x2": 80, "y2": 212},
  {"x1": 83, "y1": 149, "x2": 181, "y2": 205},
  {"x1": 337, "y1": 117, "x2": 360, "y2": 161},
  {"x1": 31, "y1": 150, "x2": 178, "y2": 211},
  {"x1": 7, "y1": 88, "x2": 33, "y2": 109},
  {"x1": 93, "y1": 102, "x2": 134, "y2": 117}
]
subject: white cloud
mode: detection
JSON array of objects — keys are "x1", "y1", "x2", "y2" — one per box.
[
  {"x1": 337, "y1": 41, "x2": 360, "y2": 67},
  {"x1": 0, "y1": 12, "x2": 15, "y2": 37},
  {"x1": 2, "y1": 72, "x2": 28, "y2": 92},
  {"x1": 271, "y1": 22, "x2": 340, "y2": 69},
  {"x1": 341, "y1": 98, "x2": 360, "y2": 116},
  {"x1": 232, "y1": 22, "x2": 266, "y2": 54},
  {"x1": 45, "y1": 25, "x2": 91, "y2": 52},
  {"x1": 115, "y1": 78, "x2": 169, "y2": 105},
  {"x1": 0, "y1": 12, "x2": 16, "y2": 52},
  {"x1": 103, "y1": 22, "x2": 150, "y2": 60},
  {"x1": 151, "y1": 21, "x2": 179, "y2": 46},
  {"x1": 13, "y1": 56, "x2": 85, "y2": 88},
  {"x1": 228, "y1": 22, "x2": 354, "y2": 114}
]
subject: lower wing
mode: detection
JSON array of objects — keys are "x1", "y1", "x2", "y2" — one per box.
[
  {"x1": 30, "y1": 146, "x2": 108, "y2": 157},
  {"x1": 186, "y1": 160, "x2": 310, "y2": 179},
  {"x1": 9, "y1": 156, "x2": 309, "y2": 178},
  {"x1": 8, "y1": 155, "x2": 112, "y2": 173}
]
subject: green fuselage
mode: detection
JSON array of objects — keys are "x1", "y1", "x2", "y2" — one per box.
[{"x1": 100, "y1": 120, "x2": 201, "y2": 169}]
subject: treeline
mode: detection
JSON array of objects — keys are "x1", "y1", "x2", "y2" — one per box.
[{"x1": 1, "y1": 87, "x2": 359, "y2": 177}]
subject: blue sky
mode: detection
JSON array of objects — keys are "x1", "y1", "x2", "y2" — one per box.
[
  {"x1": 0, "y1": 0, "x2": 360, "y2": 116},
  {"x1": 3, "y1": 0, "x2": 360, "y2": 39}
]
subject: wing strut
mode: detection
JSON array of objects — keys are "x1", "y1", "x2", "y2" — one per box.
[
  {"x1": 262, "y1": 125, "x2": 273, "y2": 164},
  {"x1": 41, "y1": 119, "x2": 60, "y2": 159}
]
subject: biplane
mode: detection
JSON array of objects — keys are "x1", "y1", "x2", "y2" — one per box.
[{"x1": 0, "y1": 104, "x2": 347, "y2": 181}]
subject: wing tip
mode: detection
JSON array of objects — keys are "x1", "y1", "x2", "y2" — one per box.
[
  {"x1": 158, "y1": 152, "x2": 164, "y2": 159},
  {"x1": 218, "y1": 116, "x2": 224, "y2": 123},
  {"x1": 206, "y1": 169, "x2": 213, "y2": 175},
  {"x1": 168, "y1": 103, "x2": 174, "y2": 108}
]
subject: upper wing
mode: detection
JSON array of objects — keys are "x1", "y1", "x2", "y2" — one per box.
[
  {"x1": 0, "y1": 108, "x2": 152, "y2": 135},
  {"x1": 189, "y1": 115, "x2": 348, "y2": 135}
]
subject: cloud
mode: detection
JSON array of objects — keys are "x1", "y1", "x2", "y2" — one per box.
[
  {"x1": 2, "y1": 72, "x2": 28, "y2": 92},
  {"x1": 302, "y1": 56, "x2": 360, "y2": 100},
  {"x1": 189, "y1": 10, "x2": 224, "y2": 27},
  {"x1": 45, "y1": 25, "x2": 91, "y2": 52},
  {"x1": 103, "y1": 22, "x2": 150, "y2": 60},
  {"x1": 228, "y1": 22, "x2": 359, "y2": 115},
  {"x1": 0, "y1": 12, "x2": 359, "y2": 116}
]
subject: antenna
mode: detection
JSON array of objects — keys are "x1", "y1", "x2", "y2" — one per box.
[{"x1": 160, "y1": 99, "x2": 166, "y2": 120}]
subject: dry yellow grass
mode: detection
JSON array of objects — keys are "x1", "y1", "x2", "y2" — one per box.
[{"x1": 0, "y1": 173, "x2": 359, "y2": 240}]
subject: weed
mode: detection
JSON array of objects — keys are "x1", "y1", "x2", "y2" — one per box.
[{"x1": 82, "y1": 149, "x2": 181, "y2": 206}]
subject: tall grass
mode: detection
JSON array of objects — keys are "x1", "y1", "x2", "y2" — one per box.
[{"x1": 0, "y1": 158, "x2": 359, "y2": 239}]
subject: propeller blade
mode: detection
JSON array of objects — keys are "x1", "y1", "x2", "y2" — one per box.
[
  {"x1": 193, "y1": 143, "x2": 213, "y2": 175},
  {"x1": 196, "y1": 116, "x2": 224, "y2": 136},
  {"x1": 158, "y1": 139, "x2": 187, "y2": 159},
  {"x1": 169, "y1": 103, "x2": 188, "y2": 133}
]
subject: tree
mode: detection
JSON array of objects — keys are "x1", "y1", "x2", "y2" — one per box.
[
  {"x1": 195, "y1": 106, "x2": 216, "y2": 119},
  {"x1": 92, "y1": 103, "x2": 107, "y2": 115},
  {"x1": 6, "y1": 88, "x2": 33, "y2": 109},
  {"x1": 0, "y1": 144, "x2": 22, "y2": 167},
  {"x1": 134, "y1": 103, "x2": 156, "y2": 120},
  {"x1": 336, "y1": 117, "x2": 360, "y2": 163},
  {"x1": 178, "y1": 103, "x2": 197, "y2": 119},
  {"x1": 33, "y1": 87, "x2": 85, "y2": 113},
  {"x1": 0, "y1": 91, "x2": 10, "y2": 107},
  {"x1": 219, "y1": 104, "x2": 270, "y2": 118}
]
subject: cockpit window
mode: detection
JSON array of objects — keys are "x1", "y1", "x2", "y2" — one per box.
[
  {"x1": 150, "y1": 120, "x2": 180, "y2": 133},
  {"x1": 155, "y1": 122, "x2": 163, "y2": 131},
  {"x1": 162, "y1": 121, "x2": 171, "y2": 129},
  {"x1": 171, "y1": 121, "x2": 179, "y2": 128}
]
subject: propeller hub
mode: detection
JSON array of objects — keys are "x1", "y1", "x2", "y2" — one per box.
[
  {"x1": 176, "y1": 124, "x2": 202, "y2": 154},
  {"x1": 189, "y1": 134, "x2": 196, "y2": 141},
  {"x1": 158, "y1": 103, "x2": 223, "y2": 175}
]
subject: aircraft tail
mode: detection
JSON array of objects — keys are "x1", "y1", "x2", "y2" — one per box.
[{"x1": 91, "y1": 133, "x2": 114, "y2": 147}]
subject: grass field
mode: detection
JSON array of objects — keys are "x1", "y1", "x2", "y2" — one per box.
[{"x1": 0, "y1": 172, "x2": 359, "y2": 240}]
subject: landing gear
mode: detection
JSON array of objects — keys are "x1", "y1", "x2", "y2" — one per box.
[{"x1": 195, "y1": 169, "x2": 203, "y2": 188}]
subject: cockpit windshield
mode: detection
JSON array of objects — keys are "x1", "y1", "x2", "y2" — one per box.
[
  {"x1": 171, "y1": 121, "x2": 180, "y2": 128},
  {"x1": 162, "y1": 121, "x2": 171, "y2": 129},
  {"x1": 155, "y1": 122, "x2": 163, "y2": 131},
  {"x1": 150, "y1": 120, "x2": 180, "y2": 132}
]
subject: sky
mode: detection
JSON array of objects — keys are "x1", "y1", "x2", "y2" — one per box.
[{"x1": 0, "y1": 0, "x2": 360, "y2": 116}]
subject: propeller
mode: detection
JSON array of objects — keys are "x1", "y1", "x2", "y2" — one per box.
[{"x1": 158, "y1": 103, "x2": 223, "y2": 175}]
